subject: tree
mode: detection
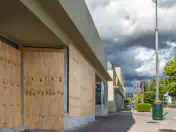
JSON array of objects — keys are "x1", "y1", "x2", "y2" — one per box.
[
  {"x1": 132, "y1": 97, "x2": 135, "y2": 102},
  {"x1": 111, "y1": 61, "x2": 115, "y2": 68},
  {"x1": 162, "y1": 58, "x2": 176, "y2": 97},
  {"x1": 144, "y1": 92, "x2": 155, "y2": 104},
  {"x1": 138, "y1": 93, "x2": 142, "y2": 103},
  {"x1": 126, "y1": 97, "x2": 135, "y2": 105},
  {"x1": 127, "y1": 97, "x2": 130, "y2": 104},
  {"x1": 144, "y1": 80, "x2": 148, "y2": 91},
  {"x1": 143, "y1": 78, "x2": 167, "y2": 104}
]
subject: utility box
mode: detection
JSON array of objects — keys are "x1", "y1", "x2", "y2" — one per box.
[{"x1": 152, "y1": 102, "x2": 163, "y2": 120}]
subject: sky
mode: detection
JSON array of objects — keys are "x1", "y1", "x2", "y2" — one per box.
[{"x1": 85, "y1": 0, "x2": 176, "y2": 93}]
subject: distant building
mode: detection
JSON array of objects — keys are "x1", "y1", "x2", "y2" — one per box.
[
  {"x1": 133, "y1": 81, "x2": 141, "y2": 94},
  {"x1": 108, "y1": 65, "x2": 126, "y2": 112},
  {"x1": 132, "y1": 81, "x2": 141, "y2": 103}
]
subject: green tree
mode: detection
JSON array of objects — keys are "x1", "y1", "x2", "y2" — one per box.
[
  {"x1": 127, "y1": 97, "x2": 130, "y2": 104},
  {"x1": 126, "y1": 97, "x2": 135, "y2": 104},
  {"x1": 143, "y1": 78, "x2": 167, "y2": 104},
  {"x1": 144, "y1": 79, "x2": 155, "y2": 104},
  {"x1": 144, "y1": 80, "x2": 149, "y2": 91},
  {"x1": 138, "y1": 93, "x2": 142, "y2": 103},
  {"x1": 132, "y1": 97, "x2": 135, "y2": 101},
  {"x1": 144, "y1": 92, "x2": 155, "y2": 104},
  {"x1": 111, "y1": 61, "x2": 115, "y2": 68},
  {"x1": 162, "y1": 58, "x2": 176, "y2": 97}
]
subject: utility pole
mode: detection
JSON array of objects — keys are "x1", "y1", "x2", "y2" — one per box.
[
  {"x1": 155, "y1": 0, "x2": 159, "y2": 102},
  {"x1": 152, "y1": 0, "x2": 163, "y2": 120}
]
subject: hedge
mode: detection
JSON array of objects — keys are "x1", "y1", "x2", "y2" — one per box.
[
  {"x1": 134, "y1": 103, "x2": 152, "y2": 112},
  {"x1": 168, "y1": 105, "x2": 176, "y2": 108}
]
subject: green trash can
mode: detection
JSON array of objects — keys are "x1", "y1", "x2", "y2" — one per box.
[{"x1": 152, "y1": 102, "x2": 163, "y2": 120}]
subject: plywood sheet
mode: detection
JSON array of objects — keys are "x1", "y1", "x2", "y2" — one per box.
[
  {"x1": 0, "y1": 41, "x2": 21, "y2": 128},
  {"x1": 23, "y1": 50, "x2": 64, "y2": 130},
  {"x1": 69, "y1": 42, "x2": 96, "y2": 117}
]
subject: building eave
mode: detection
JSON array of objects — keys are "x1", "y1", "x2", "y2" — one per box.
[
  {"x1": 0, "y1": 0, "x2": 111, "y2": 82},
  {"x1": 29, "y1": 0, "x2": 111, "y2": 81}
]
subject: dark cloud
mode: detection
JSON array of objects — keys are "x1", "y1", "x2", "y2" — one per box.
[
  {"x1": 104, "y1": 40, "x2": 173, "y2": 93},
  {"x1": 158, "y1": 0, "x2": 176, "y2": 8},
  {"x1": 85, "y1": 0, "x2": 176, "y2": 93},
  {"x1": 103, "y1": 32, "x2": 176, "y2": 52}
]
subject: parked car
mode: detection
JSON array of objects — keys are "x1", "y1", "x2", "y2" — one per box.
[{"x1": 162, "y1": 101, "x2": 167, "y2": 108}]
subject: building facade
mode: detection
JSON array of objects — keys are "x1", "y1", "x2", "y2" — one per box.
[
  {"x1": 108, "y1": 64, "x2": 126, "y2": 112},
  {"x1": 114, "y1": 67, "x2": 126, "y2": 110},
  {"x1": 0, "y1": 0, "x2": 112, "y2": 131},
  {"x1": 95, "y1": 79, "x2": 108, "y2": 116},
  {"x1": 132, "y1": 81, "x2": 142, "y2": 103}
]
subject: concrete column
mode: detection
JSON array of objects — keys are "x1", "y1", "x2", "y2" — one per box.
[
  {"x1": 105, "y1": 84, "x2": 108, "y2": 109},
  {"x1": 101, "y1": 81, "x2": 105, "y2": 108}
]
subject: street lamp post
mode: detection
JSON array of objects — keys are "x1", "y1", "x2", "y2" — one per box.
[
  {"x1": 152, "y1": 0, "x2": 163, "y2": 120},
  {"x1": 155, "y1": 0, "x2": 159, "y2": 102}
]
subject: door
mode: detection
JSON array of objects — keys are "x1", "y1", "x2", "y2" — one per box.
[
  {"x1": 0, "y1": 41, "x2": 21, "y2": 128},
  {"x1": 23, "y1": 48, "x2": 65, "y2": 130}
]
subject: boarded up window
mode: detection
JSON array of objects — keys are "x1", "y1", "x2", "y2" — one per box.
[
  {"x1": 0, "y1": 41, "x2": 21, "y2": 128},
  {"x1": 23, "y1": 49, "x2": 65, "y2": 130}
]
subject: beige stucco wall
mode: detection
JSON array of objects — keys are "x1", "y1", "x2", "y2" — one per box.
[
  {"x1": 108, "y1": 70, "x2": 116, "y2": 112},
  {"x1": 115, "y1": 67, "x2": 126, "y2": 96},
  {"x1": 115, "y1": 67, "x2": 124, "y2": 86}
]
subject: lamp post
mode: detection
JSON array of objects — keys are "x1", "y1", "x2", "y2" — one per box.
[
  {"x1": 154, "y1": 0, "x2": 159, "y2": 102},
  {"x1": 152, "y1": 0, "x2": 163, "y2": 120}
]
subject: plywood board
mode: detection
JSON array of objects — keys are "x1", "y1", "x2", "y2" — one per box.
[
  {"x1": 0, "y1": 41, "x2": 21, "y2": 128},
  {"x1": 69, "y1": 42, "x2": 96, "y2": 117},
  {"x1": 23, "y1": 50, "x2": 64, "y2": 130}
]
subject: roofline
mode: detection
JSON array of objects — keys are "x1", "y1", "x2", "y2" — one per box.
[{"x1": 20, "y1": 0, "x2": 112, "y2": 82}]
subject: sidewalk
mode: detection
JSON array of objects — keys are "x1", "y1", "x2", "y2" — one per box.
[{"x1": 22, "y1": 110, "x2": 176, "y2": 132}]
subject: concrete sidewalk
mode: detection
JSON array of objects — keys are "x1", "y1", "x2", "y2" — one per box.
[
  {"x1": 68, "y1": 111, "x2": 176, "y2": 132},
  {"x1": 21, "y1": 110, "x2": 176, "y2": 132}
]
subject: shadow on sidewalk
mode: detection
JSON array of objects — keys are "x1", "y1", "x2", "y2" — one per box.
[
  {"x1": 159, "y1": 129, "x2": 176, "y2": 132},
  {"x1": 73, "y1": 111, "x2": 135, "y2": 132},
  {"x1": 19, "y1": 111, "x2": 135, "y2": 132}
]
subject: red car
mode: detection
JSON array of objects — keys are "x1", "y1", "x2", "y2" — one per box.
[{"x1": 163, "y1": 103, "x2": 167, "y2": 108}]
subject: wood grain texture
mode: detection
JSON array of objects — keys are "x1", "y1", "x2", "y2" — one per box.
[
  {"x1": 23, "y1": 49, "x2": 64, "y2": 130},
  {"x1": 0, "y1": 41, "x2": 21, "y2": 128},
  {"x1": 69, "y1": 42, "x2": 96, "y2": 117}
]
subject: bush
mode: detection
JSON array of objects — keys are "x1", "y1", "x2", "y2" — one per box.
[
  {"x1": 168, "y1": 105, "x2": 176, "y2": 108},
  {"x1": 134, "y1": 103, "x2": 152, "y2": 112}
]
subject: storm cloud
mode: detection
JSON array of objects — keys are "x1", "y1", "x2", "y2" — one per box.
[{"x1": 85, "y1": 0, "x2": 176, "y2": 92}]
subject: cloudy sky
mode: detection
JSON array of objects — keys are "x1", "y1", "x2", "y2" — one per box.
[{"x1": 85, "y1": 0, "x2": 176, "y2": 93}]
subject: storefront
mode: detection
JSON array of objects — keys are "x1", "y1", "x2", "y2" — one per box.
[
  {"x1": 96, "y1": 77, "x2": 108, "y2": 116},
  {"x1": 0, "y1": 0, "x2": 112, "y2": 131}
]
